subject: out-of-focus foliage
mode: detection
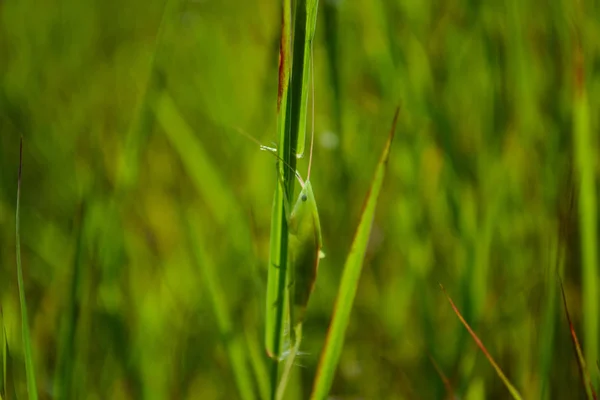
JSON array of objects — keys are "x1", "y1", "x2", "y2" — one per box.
[{"x1": 1, "y1": 0, "x2": 599, "y2": 399}]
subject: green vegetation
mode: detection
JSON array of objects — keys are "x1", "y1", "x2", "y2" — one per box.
[
  {"x1": 15, "y1": 138, "x2": 38, "y2": 400},
  {"x1": 1, "y1": 0, "x2": 600, "y2": 399},
  {"x1": 311, "y1": 108, "x2": 398, "y2": 400}
]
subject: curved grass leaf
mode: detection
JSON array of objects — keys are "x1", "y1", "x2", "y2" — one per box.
[
  {"x1": 15, "y1": 137, "x2": 38, "y2": 400},
  {"x1": 560, "y1": 280, "x2": 597, "y2": 400},
  {"x1": 440, "y1": 284, "x2": 522, "y2": 400},
  {"x1": 310, "y1": 108, "x2": 399, "y2": 399}
]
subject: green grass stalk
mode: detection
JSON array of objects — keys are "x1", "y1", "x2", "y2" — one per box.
[
  {"x1": 572, "y1": 45, "x2": 598, "y2": 387},
  {"x1": 53, "y1": 204, "x2": 86, "y2": 400},
  {"x1": 264, "y1": 0, "x2": 292, "y2": 368},
  {"x1": 266, "y1": 0, "x2": 319, "y2": 398},
  {"x1": 311, "y1": 108, "x2": 398, "y2": 399},
  {"x1": 275, "y1": 325, "x2": 302, "y2": 400},
  {"x1": 538, "y1": 240, "x2": 562, "y2": 400},
  {"x1": 560, "y1": 281, "x2": 597, "y2": 400},
  {"x1": 246, "y1": 328, "x2": 270, "y2": 400},
  {"x1": 15, "y1": 138, "x2": 38, "y2": 400},
  {"x1": 116, "y1": 0, "x2": 173, "y2": 193},
  {"x1": 1, "y1": 308, "x2": 6, "y2": 399},
  {"x1": 184, "y1": 210, "x2": 256, "y2": 400}
]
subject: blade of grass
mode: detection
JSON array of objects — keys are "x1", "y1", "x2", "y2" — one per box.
[
  {"x1": 427, "y1": 352, "x2": 454, "y2": 400},
  {"x1": 440, "y1": 284, "x2": 522, "y2": 400},
  {"x1": 310, "y1": 107, "x2": 399, "y2": 399},
  {"x1": 288, "y1": 0, "x2": 320, "y2": 159},
  {"x1": 116, "y1": 0, "x2": 174, "y2": 193},
  {"x1": 1, "y1": 308, "x2": 6, "y2": 399},
  {"x1": 538, "y1": 236, "x2": 564, "y2": 400},
  {"x1": 265, "y1": 0, "x2": 292, "y2": 365},
  {"x1": 267, "y1": 0, "x2": 319, "y2": 397},
  {"x1": 275, "y1": 325, "x2": 301, "y2": 400},
  {"x1": 15, "y1": 137, "x2": 38, "y2": 400},
  {"x1": 246, "y1": 328, "x2": 270, "y2": 400},
  {"x1": 153, "y1": 71, "x2": 263, "y2": 399},
  {"x1": 69, "y1": 200, "x2": 100, "y2": 400},
  {"x1": 53, "y1": 203, "x2": 86, "y2": 400},
  {"x1": 572, "y1": 41, "x2": 599, "y2": 385},
  {"x1": 322, "y1": 0, "x2": 341, "y2": 137},
  {"x1": 183, "y1": 209, "x2": 256, "y2": 400},
  {"x1": 560, "y1": 280, "x2": 597, "y2": 400},
  {"x1": 152, "y1": 92, "x2": 246, "y2": 235}
]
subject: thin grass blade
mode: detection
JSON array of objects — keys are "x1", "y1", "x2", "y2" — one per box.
[
  {"x1": 538, "y1": 237, "x2": 564, "y2": 400},
  {"x1": 267, "y1": 1, "x2": 319, "y2": 397},
  {"x1": 53, "y1": 203, "x2": 86, "y2": 400},
  {"x1": 265, "y1": 0, "x2": 293, "y2": 366},
  {"x1": 276, "y1": 325, "x2": 302, "y2": 400},
  {"x1": 15, "y1": 137, "x2": 38, "y2": 400},
  {"x1": 246, "y1": 328, "x2": 270, "y2": 400},
  {"x1": 183, "y1": 209, "x2": 256, "y2": 400},
  {"x1": 560, "y1": 280, "x2": 597, "y2": 400},
  {"x1": 289, "y1": 0, "x2": 319, "y2": 159},
  {"x1": 153, "y1": 86, "x2": 259, "y2": 400},
  {"x1": 310, "y1": 108, "x2": 399, "y2": 399},
  {"x1": 322, "y1": 0, "x2": 341, "y2": 136},
  {"x1": 152, "y1": 93, "x2": 245, "y2": 233},
  {"x1": 427, "y1": 352, "x2": 454, "y2": 400},
  {"x1": 1, "y1": 308, "x2": 6, "y2": 399},
  {"x1": 440, "y1": 284, "x2": 522, "y2": 400},
  {"x1": 572, "y1": 42, "x2": 599, "y2": 385},
  {"x1": 116, "y1": 0, "x2": 174, "y2": 192}
]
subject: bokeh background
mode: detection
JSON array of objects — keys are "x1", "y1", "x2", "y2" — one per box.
[{"x1": 1, "y1": 0, "x2": 600, "y2": 399}]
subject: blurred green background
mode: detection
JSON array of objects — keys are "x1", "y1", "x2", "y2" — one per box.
[{"x1": 1, "y1": 0, "x2": 600, "y2": 399}]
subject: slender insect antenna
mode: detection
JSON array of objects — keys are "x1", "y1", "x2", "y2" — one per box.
[
  {"x1": 231, "y1": 125, "x2": 305, "y2": 187},
  {"x1": 294, "y1": 170, "x2": 305, "y2": 187},
  {"x1": 231, "y1": 125, "x2": 264, "y2": 148}
]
